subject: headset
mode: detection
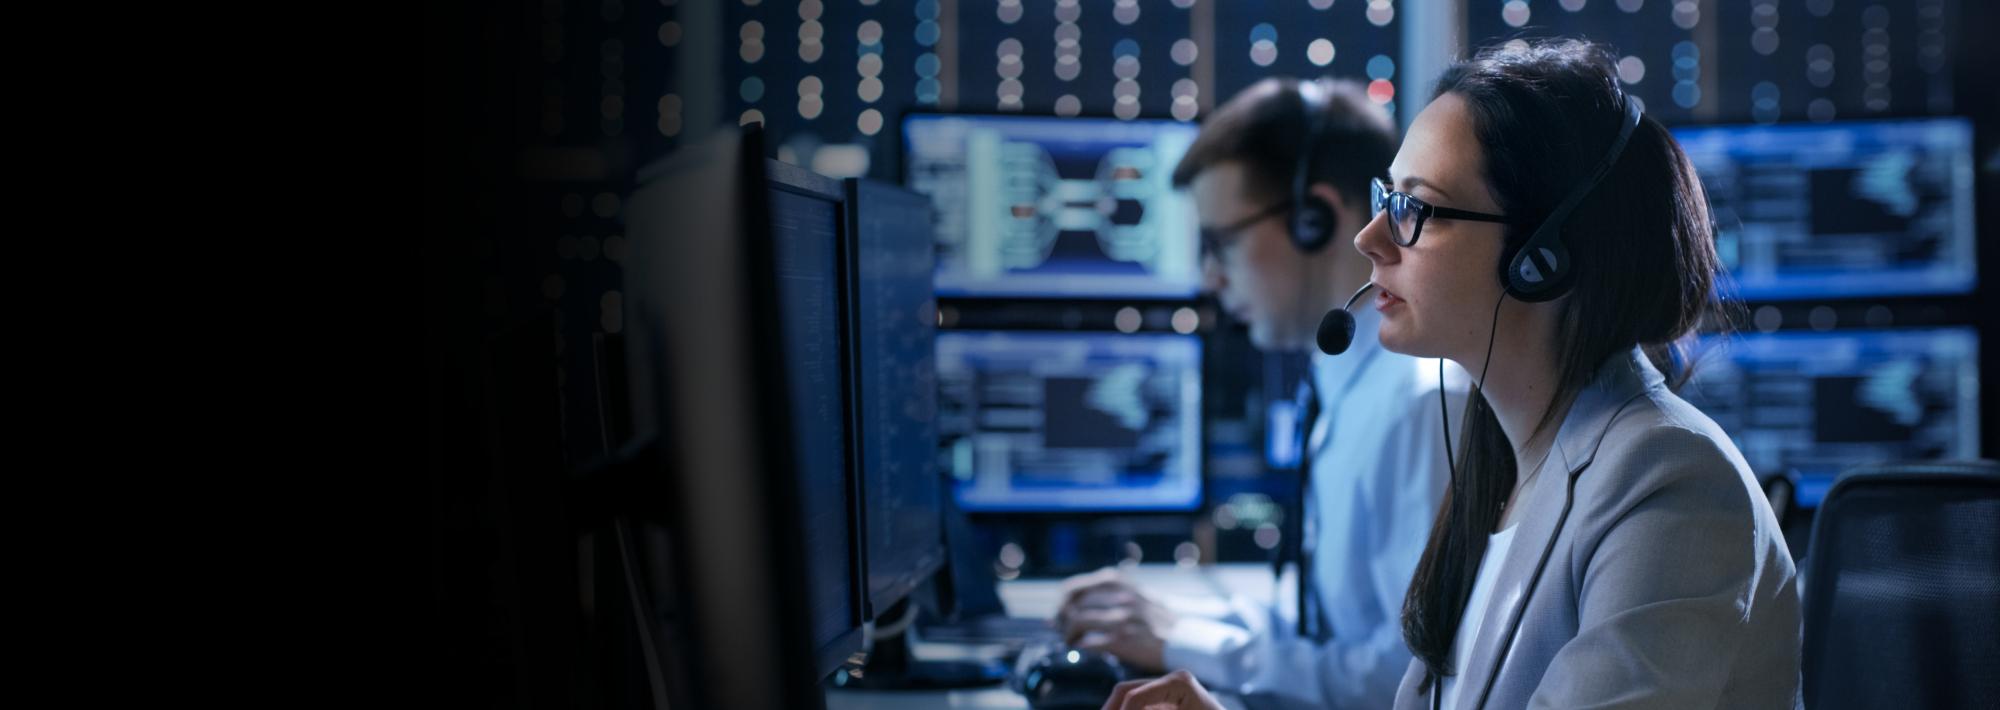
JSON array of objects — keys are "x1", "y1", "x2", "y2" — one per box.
[
  {"x1": 1498, "y1": 96, "x2": 1644, "y2": 303},
  {"x1": 1288, "y1": 80, "x2": 1339, "y2": 253}
]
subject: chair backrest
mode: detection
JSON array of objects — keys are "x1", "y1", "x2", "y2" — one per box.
[{"x1": 1802, "y1": 460, "x2": 2000, "y2": 710}]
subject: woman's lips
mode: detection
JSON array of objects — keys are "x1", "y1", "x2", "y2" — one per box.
[{"x1": 1375, "y1": 287, "x2": 1405, "y2": 312}]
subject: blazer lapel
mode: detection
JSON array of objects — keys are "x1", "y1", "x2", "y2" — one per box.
[
  {"x1": 1450, "y1": 461, "x2": 1571, "y2": 709},
  {"x1": 1450, "y1": 347, "x2": 1660, "y2": 708}
]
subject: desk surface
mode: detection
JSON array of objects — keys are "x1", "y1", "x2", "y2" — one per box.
[{"x1": 825, "y1": 563, "x2": 1280, "y2": 710}]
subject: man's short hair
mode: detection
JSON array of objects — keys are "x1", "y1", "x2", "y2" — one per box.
[{"x1": 1171, "y1": 77, "x2": 1398, "y2": 207}]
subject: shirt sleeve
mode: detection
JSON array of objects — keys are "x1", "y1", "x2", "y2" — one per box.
[{"x1": 1163, "y1": 378, "x2": 1456, "y2": 710}]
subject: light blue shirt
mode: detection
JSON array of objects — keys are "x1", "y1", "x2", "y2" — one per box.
[{"x1": 1164, "y1": 308, "x2": 1462, "y2": 710}]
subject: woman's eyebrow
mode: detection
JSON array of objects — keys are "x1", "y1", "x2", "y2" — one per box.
[{"x1": 1400, "y1": 176, "x2": 1454, "y2": 201}]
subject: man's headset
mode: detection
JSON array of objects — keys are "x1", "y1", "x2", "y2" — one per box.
[{"x1": 1288, "y1": 80, "x2": 1339, "y2": 254}]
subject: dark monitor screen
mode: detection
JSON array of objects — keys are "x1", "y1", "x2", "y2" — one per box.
[
  {"x1": 1683, "y1": 327, "x2": 1980, "y2": 507},
  {"x1": 1672, "y1": 118, "x2": 1976, "y2": 300},
  {"x1": 937, "y1": 331, "x2": 1203, "y2": 512},
  {"x1": 766, "y1": 162, "x2": 864, "y2": 675},
  {"x1": 902, "y1": 113, "x2": 1202, "y2": 299},
  {"x1": 622, "y1": 129, "x2": 847, "y2": 706},
  {"x1": 844, "y1": 178, "x2": 947, "y2": 615}
]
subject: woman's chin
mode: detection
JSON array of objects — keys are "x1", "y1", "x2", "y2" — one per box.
[
  {"x1": 1376, "y1": 322, "x2": 1416, "y2": 355},
  {"x1": 1378, "y1": 322, "x2": 1442, "y2": 359}
]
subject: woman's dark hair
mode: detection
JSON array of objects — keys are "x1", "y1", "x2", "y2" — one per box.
[{"x1": 1399, "y1": 39, "x2": 1723, "y2": 692}]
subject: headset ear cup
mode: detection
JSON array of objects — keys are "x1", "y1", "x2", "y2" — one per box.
[
  {"x1": 1291, "y1": 195, "x2": 1336, "y2": 253},
  {"x1": 1502, "y1": 231, "x2": 1572, "y2": 302}
]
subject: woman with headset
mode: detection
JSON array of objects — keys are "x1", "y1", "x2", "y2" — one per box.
[{"x1": 1101, "y1": 39, "x2": 1800, "y2": 710}]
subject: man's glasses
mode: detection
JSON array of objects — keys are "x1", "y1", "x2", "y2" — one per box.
[{"x1": 1199, "y1": 200, "x2": 1291, "y2": 259}]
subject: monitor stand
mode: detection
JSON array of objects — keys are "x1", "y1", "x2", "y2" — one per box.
[{"x1": 828, "y1": 600, "x2": 1009, "y2": 691}]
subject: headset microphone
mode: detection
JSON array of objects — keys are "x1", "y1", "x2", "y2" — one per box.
[{"x1": 1316, "y1": 282, "x2": 1378, "y2": 356}]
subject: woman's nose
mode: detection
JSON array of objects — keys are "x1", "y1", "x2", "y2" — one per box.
[{"x1": 1354, "y1": 210, "x2": 1397, "y2": 266}]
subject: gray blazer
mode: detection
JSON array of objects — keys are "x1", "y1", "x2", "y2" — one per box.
[{"x1": 1392, "y1": 347, "x2": 1802, "y2": 709}]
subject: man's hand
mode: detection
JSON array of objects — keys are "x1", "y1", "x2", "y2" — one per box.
[
  {"x1": 1099, "y1": 670, "x2": 1226, "y2": 710},
  {"x1": 1054, "y1": 567, "x2": 1176, "y2": 674}
]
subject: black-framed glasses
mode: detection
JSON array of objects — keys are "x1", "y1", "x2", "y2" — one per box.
[
  {"x1": 1370, "y1": 177, "x2": 1509, "y2": 247},
  {"x1": 1199, "y1": 199, "x2": 1291, "y2": 259}
]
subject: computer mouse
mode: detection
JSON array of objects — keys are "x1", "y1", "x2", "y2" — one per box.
[{"x1": 1021, "y1": 646, "x2": 1129, "y2": 710}]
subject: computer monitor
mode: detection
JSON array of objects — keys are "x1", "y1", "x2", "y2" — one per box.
[
  {"x1": 620, "y1": 128, "x2": 839, "y2": 709},
  {"x1": 936, "y1": 330, "x2": 1204, "y2": 512},
  {"x1": 843, "y1": 178, "x2": 947, "y2": 617},
  {"x1": 764, "y1": 160, "x2": 869, "y2": 679},
  {"x1": 829, "y1": 179, "x2": 1010, "y2": 692},
  {"x1": 1671, "y1": 117, "x2": 1977, "y2": 300},
  {"x1": 1683, "y1": 327, "x2": 1981, "y2": 507},
  {"x1": 902, "y1": 113, "x2": 1202, "y2": 299}
]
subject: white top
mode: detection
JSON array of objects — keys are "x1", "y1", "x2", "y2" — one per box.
[
  {"x1": 1438, "y1": 524, "x2": 1520, "y2": 710},
  {"x1": 1161, "y1": 307, "x2": 1466, "y2": 709}
]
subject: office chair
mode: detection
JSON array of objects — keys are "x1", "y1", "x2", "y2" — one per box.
[{"x1": 1802, "y1": 460, "x2": 1999, "y2": 710}]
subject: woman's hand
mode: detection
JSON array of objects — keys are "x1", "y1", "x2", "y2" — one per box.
[{"x1": 1099, "y1": 669, "x2": 1226, "y2": 710}]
